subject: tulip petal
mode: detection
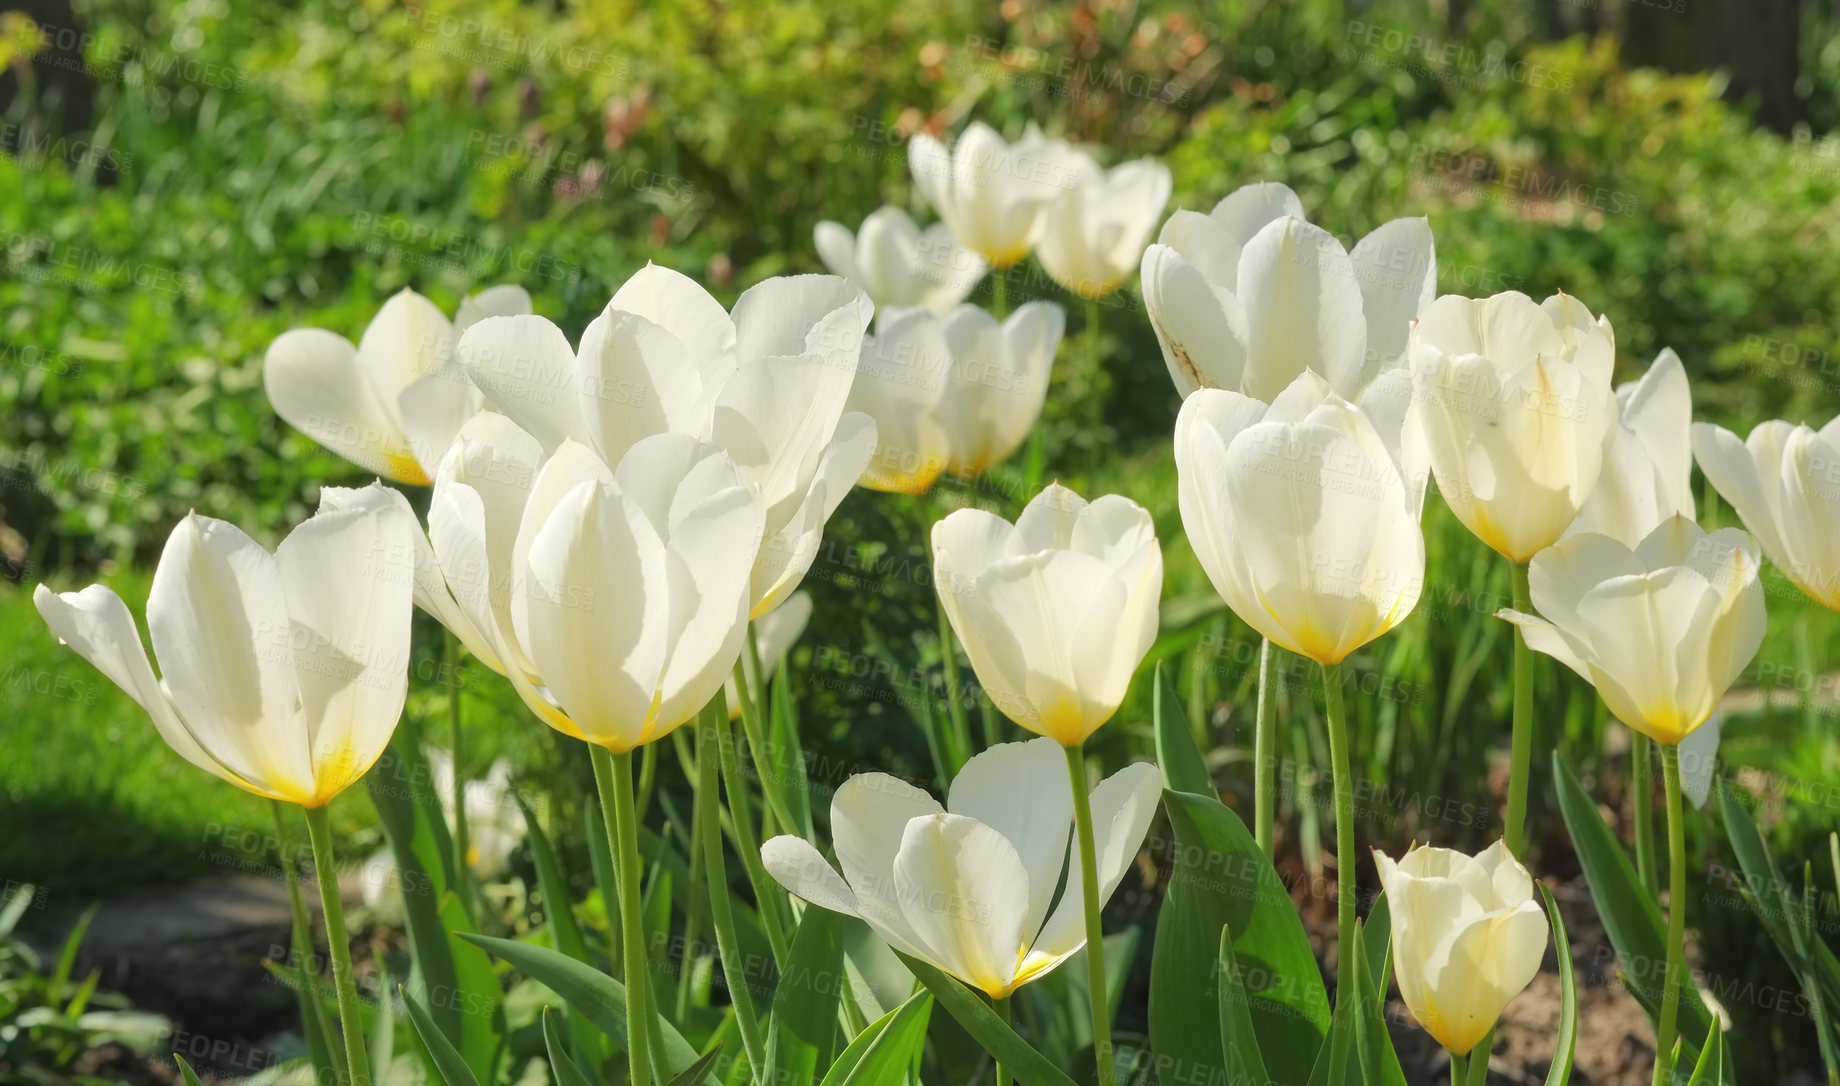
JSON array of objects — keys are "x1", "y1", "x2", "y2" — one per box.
[
  {"x1": 948, "y1": 737, "x2": 1073, "y2": 932},
  {"x1": 832, "y1": 773, "x2": 944, "y2": 953},
  {"x1": 1238, "y1": 217, "x2": 1368, "y2": 401},
  {"x1": 265, "y1": 328, "x2": 424, "y2": 483},
  {"x1": 455, "y1": 284, "x2": 534, "y2": 332},
  {"x1": 814, "y1": 220, "x2": 858, "y2": 281},
  {"x1": 575, "y1": 308, "x2": 710, "y2": 463},
  {"x1": 1025, "y1": 761, "x2": 1162, "y2": 974},
  {"x1": 1348, "y1": 217, "x2": 1435, "y2": 380},
  {"x1": 459, "y1": 315, "x2": 589, "y2": 453},
  {"x1": 609, "y1": 263, "x2": 738, "y2": 393},
  {"x1": 1419, "y1": 898, "x2": 1548, "y2": 1055},
  {"x1": 892, "y1": 812, "x2": 1033, "y2": 997},
  {"x1": 1141, "y1": 243, "x2": 1247, "y2": 396},
  {"x1": 850, "y1": 309, "x2": 956, "y2": 493},
  {"x1": 762, "y1": 835, "x2": 868, "y2": 920}
]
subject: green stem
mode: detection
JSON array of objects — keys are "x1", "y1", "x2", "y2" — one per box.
[
  {"x1": 303, "y1": 805, "x2": 371, "y2": 1086},
  {"x1": 993, "y1": 995, "x2": 1013, "y2": 1086},
  {"x1": 731, "y1": 657, "x2": 801, "y2": 837},
  {"x1": 714, "y1": 704, "x2": 790, "y2": 964},
  {"x1": 1320, "y1": 661, "x2": 1355, "y2": 1086},
  {"x1": 444, "y1": 631, "x2": 469, "y2": 903},
  {"x1": 992, "y1": 267, "x2": 1007, "y2": 318},
  {"x1": 936, "y1": 600, "x2": 974, "y2": 769},
  {"x1": 1652, "y1": 744, "x2": 1686, "y2": 1086},
  {"x1": 275, "y1": 802, "x2": 347, "y2": 1084},
  {"x1": 1448, "y1": 1049, "x2": 1467, "y2": 1085},
  {"x1": 697, "y1": 712, "x2": 767, "y2": 1077},
  {"x1": 1464, "y1": 1031, "x2": 1493, "y2": 1086},
  {"x1": 1506, "y1": 560, "x2": 1535, "y2": 855},
  {"x1": 676, "y1": 729, "x2": 709, "y2": 1023},
  {"x1": 1633, "y1": 736, "x2": 1658, "y2": 896},
  {"x1": 1254, "y1": 637, "x2": 1279, "y2": 859},
  {"x1": 1065, "y1": 744, "x2": 1116, "y2": 1086},
  {"x1": 592, "y1": 746, "x2": 650, "y2": 1086}
]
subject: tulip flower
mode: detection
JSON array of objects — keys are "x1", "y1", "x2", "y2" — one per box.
[
  {"x1": 1035, "y1": 152, "x2": 1171, "y2": 300},
  {"x1": 1497, "y1": 517, "x2": 1764, "y2": 748},
  {"x1": 1175, "y1": 369, "x2": 1426, "y2": 666},
  {"x1": 1692, "y1": 412, "x2": 1840, "y2": 610},
  {"x1": 1374, "y1": 841, "x2": 1548, "y2": 1064},
  {"x1": 458, "y1": 265, "x2": 875, "y2": 617},
  {"x1": 932, "y1": 483, "x2": 1160, "y2": 1086},
  {"x1": 815, "y1": 205, "x2": 987, "y2": 316},
  {"x1": 361, "y1": 751, "x2": 527, "y2": 907},
  {"x1": 1563, "y1": 348, "x2": 1694, "y2": 547},
  {"x1": 1498, "y1": 516, "x2": 1764, "y2": 1084},
  {"x1": 265, "y1": 285, "x2": 531, "y2": 485},
  {"x1": 848, "y1": 302, "x2": 1065, "y2": 494},
  {"x1": 35, "y1": 484, "x2": 422, "y2": 1085},
  {"x1": 761, "y1": 736, "x2": 1160, "y2": 999},
  {"x1": 1409, "y1": 290, "x2": 1620, "y2": 563},
  {"x1": 1141, "y1": 181, "x2": 1435, "y2": 401},
  {"x1": 908, "y1": 120, "x2": 1078, "y2": 271},
  {"x1": 724, "y1": 591, "x2": 812, "y2": 721}
]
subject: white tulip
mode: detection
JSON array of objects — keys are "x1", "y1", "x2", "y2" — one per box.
[
  {"x1": 426, "y1": 417, "x2": 765, "y2": 752},
  {"x1": 1036, "y1": 152, "x2": 1171, "y2": 300},
  {"x1": 1140, "y1": 181, "x2": 1435, "y2": 400},
  {"x1": 908, "y1": 121, "x2": 1080, "y2": 269},
  {"x1": 1176, "y1": 370, "x2": 1426, "y2": 665},
  {"x1": 1563, "y1": 348, "x2": 1694, "y2": 547},
  {"x1": 724, "y1": 591, "x2": 814, "y2": 721},
  {"x1": 847, "y1": 302, "x2": 1064, "y2": 493},
  {"x1": 363, "y1": 750, "x2": 528, "y2": 906},
  {"x1": 1374, "y1": 841, "x2": 1549, "y2": 1057},
  {"x1": 34, "y1": 483, "x2": 420, "y2": 806},
  {"x1": 1498, "y1": 516, "x2": 1765, "y2": 746},
  {"x1": 1410, "y1": 291, "x2": 1620, "y2": 562},
  {"x1": 265, "y1": 285, "x2": 531, "y2": 484},
  {"x1": 815, "y1": 206, "x2": 987, "y2": 317},
  {"x1": 762, "y1": 736, "x2": 1160, "y2": 997},
  {"x1": 1692, "y1": 412, "x2": 1840, "y2": 610},
  {"x1": 458, "y1": 265, "x2": 876, "y2": 617},
  {"x1": 932, "y1": 484, "x2": 1162, "y2": 746}
]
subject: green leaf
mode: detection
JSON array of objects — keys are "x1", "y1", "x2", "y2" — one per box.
[
  {"x1": 1153, "y1": 661, "x2": 1213, "y2": 797},
  {"x1": 1684, "y1": 1021, "x2": 1724, "y2": 1085},
  {"x1": 402, "y1": 986, "x2": 484, "y2": 1086},
  {"x1": 542, "y1": 1007, "x2": 596, "y2": 1086},
  {"x1": 1718, "y1": 782, "x2": 1840, "y2": 1013},
  {"x1": 1214, "y1": 927, "x2": 1271, "y2": 1086},
  {"x1": 48, "y1": 904, "x2": 96, "y2": 1008},
  {"x1": 1553, "y1": 755, "x2": 1715, "y2": 1069},
  {"x1": 1303, "y1": 973, "x2": 1358, "y2": 1086},
  {"x1": 1363, "y1": 893, "x2": 1393, "y2": 1000},
  {"x1": 517, "y1": 792, "x2": 602, "y2": 1068},
  {"x1": 1541, "y1": 885, "x2": 1577, "y2": 1086},
  {"x1": 371, "y1": 952, "x2": 396, "y2": 1085},
  {"x1": 459, "y1": 933, "x2": 717, "y2": 1084},
  {"x1": 1149, "y1": 789, "x2": 1329, "y2": 1086},
  {"x1": 769, "y1": 662, "x2": 814, "y2": 839},
  {"x1": 0, "y1": 882, "x2": 36, "y2": 936},
  {"x1": 765, "y1": 905, "x2": 845, "y2": 1086},
  {"x1": 895, "y1": 952, "x2": 1079, "y2": 1086},
  {"x1": 369, "y1": 739, "x2": 503, "y2": 1082},
  {"x1": 819, "y1": 990, "x2": 933, "y2": 1086},
  {"x1": 665, "y1": 1048, "x2": 729, "y2": 1086},
  {"x1": 1353, "y1": 919, "x2": 1407, "y2": 1086},
  {"x1": 174, "y1": 1054, "x2": 205, "y2": 1086}
]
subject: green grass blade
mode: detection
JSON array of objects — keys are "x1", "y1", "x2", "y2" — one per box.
[
  {"x1": 895, "y1": 952, "x2": 1080, "y2": 1086},
  {"x1": 542, "y1": 1006, "x2": 596, "y2": 1086},
  {"x1": 1541, "y1": 885, "x2": 1576, "y2": 1086},
  {"x1": 819, "y1": 990, "x2": 932, "y2": 1086},
  {"x1": 402, "y1": 987, "x2": 484, "y2": 1086},
  {"x1": 1214, "y1": 927, "x2": 1271, "y2": 1085}
]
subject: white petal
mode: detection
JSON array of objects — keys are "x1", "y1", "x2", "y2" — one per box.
[
  {"x1": 608, "y1": 263, "x2": 738, "y2": 393},
  {"x1": 1026, "y1": 761, "x2": 1162, "y2": 969},
  {"x1": 1141, "y1": 244, "x2": 1246, "y2": 397},
  {"x1": 892, "y1": 813, "x2": 1033, "y2": 997},
  {"x1": 455, "y1": 284, "x2": 534, "y2": 332},
  {"x1": 1237, "y1": 217, "x2": 1368, "y2": 400},
  {"x1": 458, "y1": 315, "x2": 589, "y2": 453},
  {"x1": 948, "y1": 737, "x2": 1073, "y2": 933},
  {"x1": 832, "y1": 773, "x2": 945, "y2": 951},
  {"x1": 1349, "y1": 217, "x2": 1436, "y2": 381},
  {"x1": 265, "y1": 329, "x2": 423, "y2": 483}
]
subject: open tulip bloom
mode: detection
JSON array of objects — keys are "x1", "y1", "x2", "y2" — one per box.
[
  {"x1": 1692, "y1": 412, "x2": 1840, "y2": 610},
  {"x1": 1374, "y1": 841, "x2": 1548, "y2": 1064},
  {"x1": 457, "y1": 264, "x2": 875, "y2": 618},
  {"x1": 762, "y1": 737, "x2": 1160, "y2": 999},
  {"x1": 265, "y1": 284, "x2": 532, "y2": 485},
  {"x1": 1141, "y1": 180, "x2": 1435, "y2": 402},
  {"x1": 908, "y1": 120, "x2": 1079, "y2": 271},
  {"x1": 1036, "y1": 150, "x2": 1171, "y2": 300},
  {"x1": 1563, "y1": 348, "x2": 1693, "y2": 548},
  {"x1": 815, "y1": 205, "x2": 987, "y2": 317},
  {"x1": 34, "y1": 483, "x2": 423, "y2": 1082},
  {"x1": 848, "y1": 301, "x2": 1065, "y2": 493}
]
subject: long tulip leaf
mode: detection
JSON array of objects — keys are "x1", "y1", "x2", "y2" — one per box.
[
  {"x1": 1542, "y1": 884, "x2": 1577, "y2": 1086},
  {"x1": 542, "y1": 1007, "x2": 596, "y2": 1086},
  {"x1": 895, "y1": 952, "x2": 1080, "y2": 1086},
  {"x1": 1353, "y1": 919, "x2": 1407, "y2": 1086},
  {"x1": 1214, "y1": 927, "x2": 1270, "y2": 1086},
  {"x1": 1153, "y1": 660, "x2": 1214, "y2": 797},
  {"x1": 403, "y1": 986, "x2": 483, "y2": 1086},
  {"x1": 819, "y1": 990, "x2": 932, "y2": 1086},
  {"x1": 765, "y1": 904, "x2": 845, "y2": 1086},
  {"x1": 1684, "y1": 1021, "x2": 1724, "y2": 1085}
]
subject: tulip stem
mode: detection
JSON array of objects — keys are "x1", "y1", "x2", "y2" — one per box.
[
  {"x1": 1254, "y1": 637, "x2": 1279, "y2": 859},
  {"x1": 591, "y1": 745, "x2": 651, "y2": 1086},
  {"x1": 1506, "y1": 560, "x2": 1535, "y2": 855},
  {"x1": 696, "y1": 709, "x2": 767, "y2": 1077},
  {"x1": 1319, "y1": 660, "x2": 1355, "y2": 1086},
  {"x1": 1447, "y1": 1050, "x2": 1466, "y2": 1084},
  {"x1": 1065, "y1": 743, "x2": 1116, "y2": 1086},
  {"x1": 302, "y1": 804, "x2": 371, "y2": 1086},
  {"x1": 936, "y1": 601, "x2": 975, "y2": 770},
  {"x1": 1652, "y1": 744, "x2": 1686, "y2": 1086},
  {"x1": 1633, "y1": 736, "x2": 1658, "y2": 896},
  {"x1": 276, "y1": 802, "x2": 347, "y2": 1084},
  {"x1": 992, "y1": 267, "x2": 1008, "y2": 318},
  {"x1": 676, "y1": 728, "x2": 709, "y2": 1024},
  {"x1": 444, "y1": 630, "x2": 471, "y2": 914},
  {"x1": 713, "y1": 697, "x2": 791, "y2": 964},
  {"x1": 993, "y1": 995, "x2": 1012, "y2": 1086},
  {"x1": 731, "y1": 655, "x2": 801, "y2": 838}
]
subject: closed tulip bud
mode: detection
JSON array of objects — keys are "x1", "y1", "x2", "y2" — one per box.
[
  {"x1": 1374, "y1": 841, "x2": 1549, "y2": 1057},
  {"x1": 908, "y1": 121, "x2": 1079, "y2": 269},
  {"x1": 1410, "y1": 290, "x2": 1620, "y2": 561},
  {"x1": 1141, "y1": 181, "x2": 1435, "y2": 401},
  {"x1": 1562, "y1": 348, "x2": 1694, "y2": 548},
  {"x1": 1035, "y1": 151, "x2": 1171, "y2": 300},
  {"x1": 34, "y1": 483, "x2": 421, "y2": 807},
  {"x1": 264, "y1": 285, "x2": 532, "y2": 485},
  {"x1": 932, "y1": 483, "x2": 1161, "y2": 746},
  {"x1": 762, "y1": 737, "x2": 1161, "y2": 997},
  {"x1": 1175, "y1": 369, "x2": 1426, "y2": 664},
  {"x1": 1497, "y1": 516, "x2": 1765, "y2": 746},
  {"x1": 425, "y1": 419, "x2": 766, "y2": 752},
  {"x1": 1692, "y1": 413, "x2": 1840, "y2": 610},
  {"x1": 815, "y1": 206, "x2": 987, "y2": 317},
  {"x1": 459, "y1": 265, "x2": 877, "y2": 617}
]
